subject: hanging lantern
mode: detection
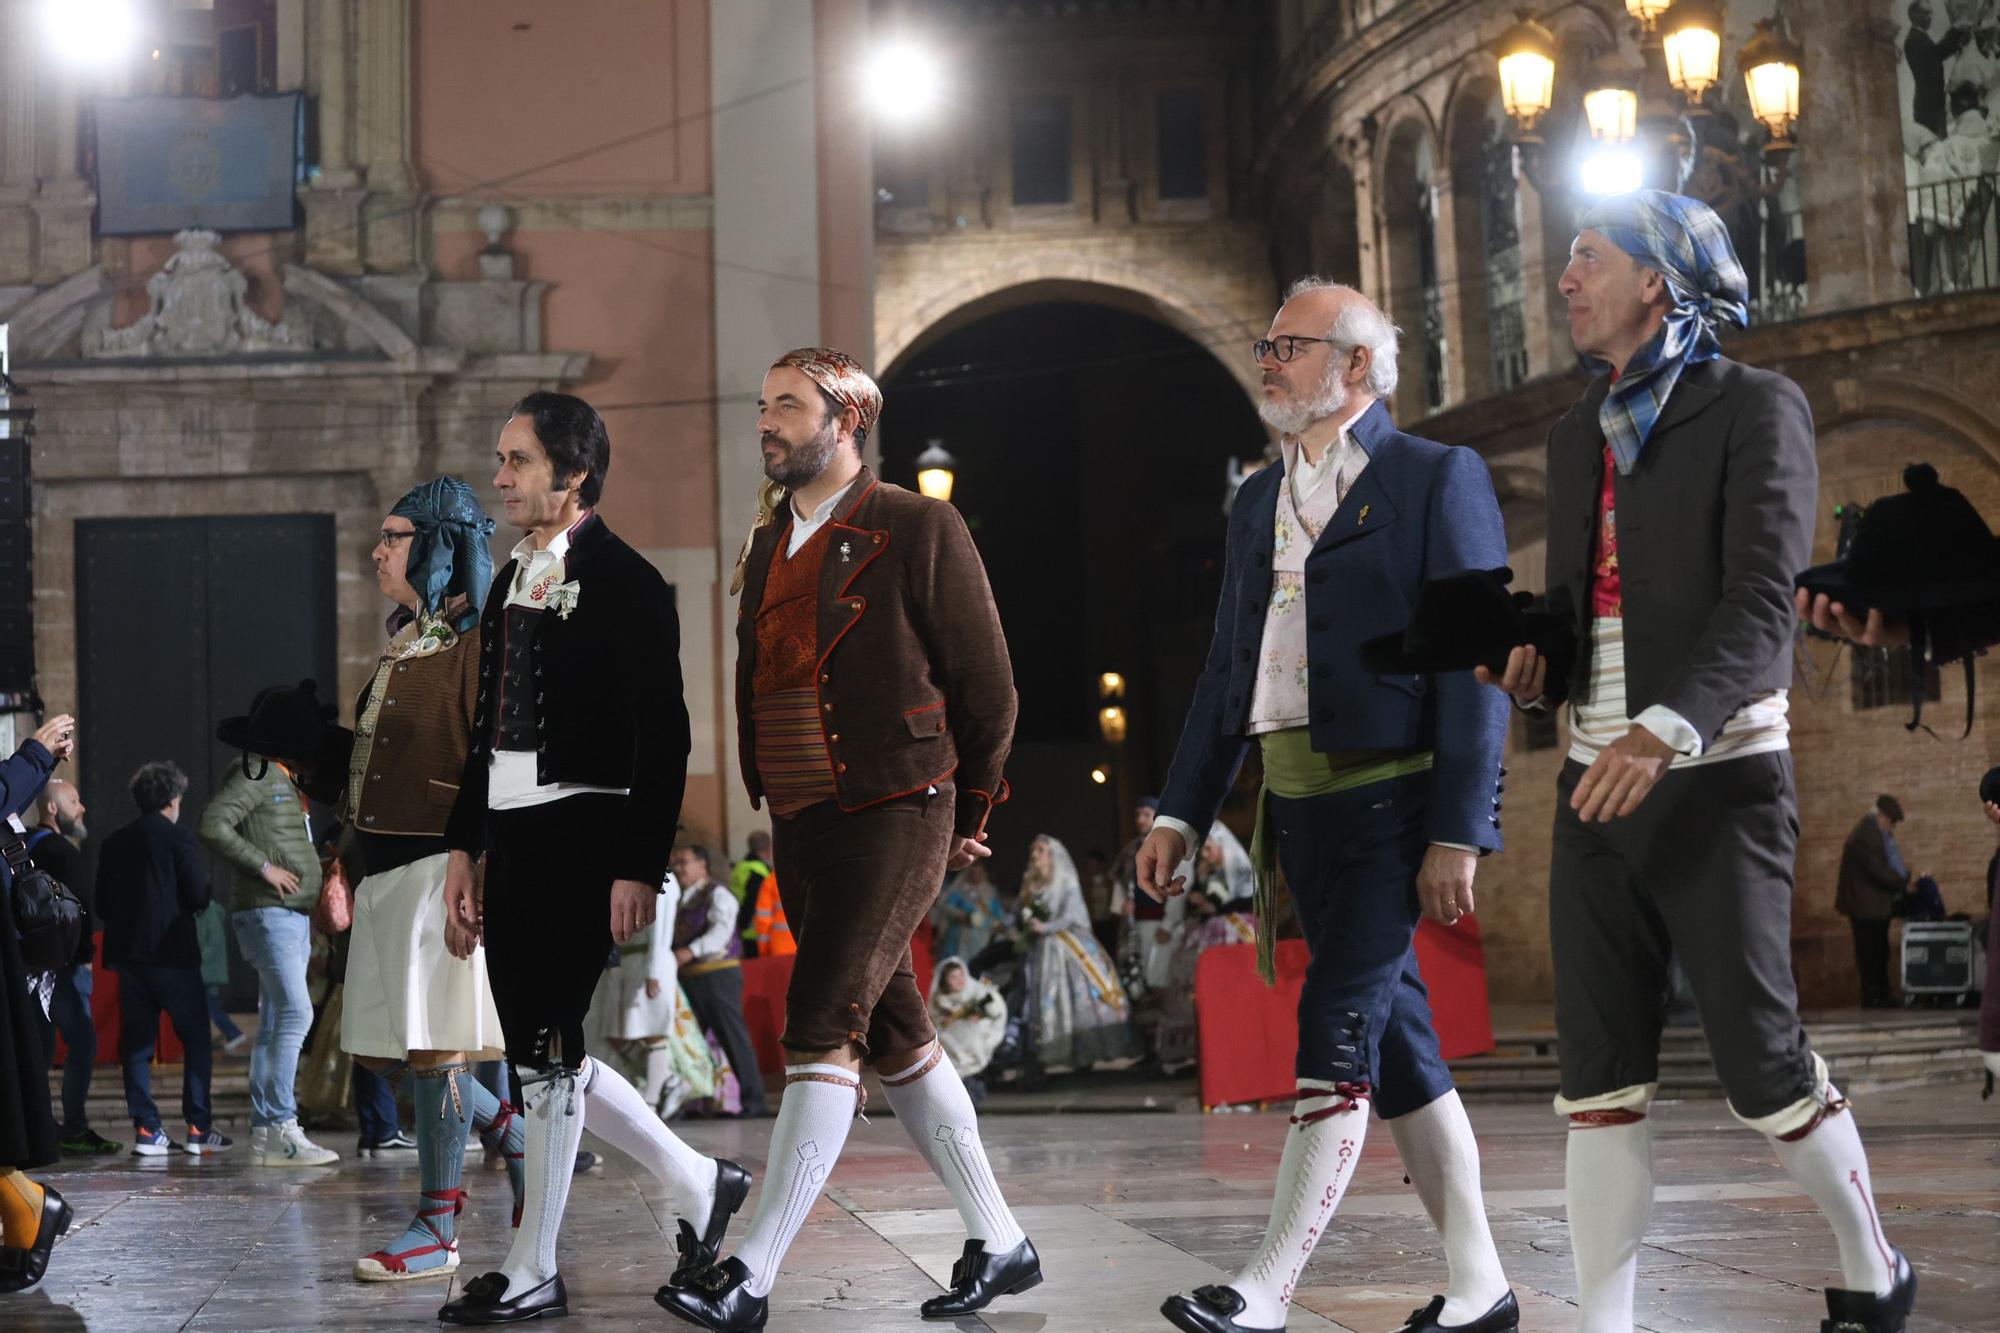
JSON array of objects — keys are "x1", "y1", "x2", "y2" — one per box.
[
  {"x1": 1739, "y1": 19, "x2": 1804, "y2": 158},
  {"x1": 1660, "y1": 0, "x2": 1724, "y2": 102},
  {"x1": 1097, "y1": 706, "x2": 1129, "y2": 745},
  {"x1": 1624, "y1": 0, "x2": 1674, "y2": 31},
  {"x1": 1583, "y1": 84, "x2": 1639, "y2": 144},
  {"x1": 915, "y1": 439, "x2": 957, "y2": 502},
  {"x1": 1496, "y1": 10, "x2": 1558, "y2": 141}
]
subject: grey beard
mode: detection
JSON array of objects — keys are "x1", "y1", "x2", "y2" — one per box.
[
  {"x1": 58, "y1": 814, "x2": 86, "y2": 841},
  {"x1": 1258, "y1": 373, "x2": 1348, "y2": 437},
  {"x1": 763, "y1": 419, "x2": 842, "y2": 490}
]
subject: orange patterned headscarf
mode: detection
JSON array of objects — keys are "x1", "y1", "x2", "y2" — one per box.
[
  {"x1": 771, "y1": 347, "x2": 882, "y2": 437},
  {"x1": 732, "y1": 348, "x2": 884, "y2": 595}
]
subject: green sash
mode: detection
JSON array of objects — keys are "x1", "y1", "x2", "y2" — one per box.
[{"x1": 1246, "y1": 729, "x2": 1433, "y2": 984}]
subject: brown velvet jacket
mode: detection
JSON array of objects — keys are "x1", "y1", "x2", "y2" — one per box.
[
  {"x1": 347, "y1": 625, "x2": 480, "y2": 837},
  {"x1": 735, "y1": 469, "x2": 1016, "y2": 839}
]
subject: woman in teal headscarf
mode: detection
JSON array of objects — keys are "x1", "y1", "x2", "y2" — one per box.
[{"x1": 333, "y1": 477, "x2": 526, "y2": 1284}]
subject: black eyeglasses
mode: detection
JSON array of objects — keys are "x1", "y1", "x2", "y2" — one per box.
[
  {"x1": 377, "y1": 530, "x2": 416, "y2": 546},
  {"x1": 1252, "y1": 334, "x2": 1332, "y2": 364}
]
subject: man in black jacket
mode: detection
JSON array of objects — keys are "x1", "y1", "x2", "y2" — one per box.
[
  {"x1": 435, "y1": 392, "x2": 746, "y2": 1326},
  {"x1": 26, "y1": 779, "x2": 118, "y2": 1156},
  {"x1": 95, "y1": 761, "x2": 226, "y2": 1156},
  {"x1": 1484, "y1": 192, "x2": 1912, "y2": 1333}
]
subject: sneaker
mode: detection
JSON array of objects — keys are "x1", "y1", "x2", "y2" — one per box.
[
  {"x1": 59, "y1": 1127, "x2": 124, "y2": 1156},
  {"x1": 252, "y1": 1119, "x2": 340, "y2": 1166},
  {"x1": 184, "y1": 1126, "x2": 234, "y2": 1155},
  {"x1": 132, "y1": 1126, "x2": 178, "y2": 1156},
  {"x1": 357, "y1": 1130, "x2": 418, "y2": 1157}
]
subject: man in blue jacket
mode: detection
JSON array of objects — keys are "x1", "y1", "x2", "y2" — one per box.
[{"x1": 1141, "y1": 279, "x2": 1516, "y2": 1333}]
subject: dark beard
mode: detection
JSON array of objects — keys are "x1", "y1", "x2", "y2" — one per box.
[{"x1": 763, "y1": 417, "x2": 842, "y2": 489}]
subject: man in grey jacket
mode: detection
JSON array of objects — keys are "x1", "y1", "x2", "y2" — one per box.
[
  {"x1": 1483, "y1": 192, "x2": 1913, "y2": 1333},
  {"x1": 1836, "y1": 797, "x2": 1915, "y2": 1008}
]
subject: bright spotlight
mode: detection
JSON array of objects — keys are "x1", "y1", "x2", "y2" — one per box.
[
  {"x1": 865, "y1": 38, "x2": 944, "y2": 126},
  {"x1": 43, "y1": 0, "x2": 140, "y2": 69},
  {"x1": 1579, "y1": 149, "x2": 1644, "y2": 196}
]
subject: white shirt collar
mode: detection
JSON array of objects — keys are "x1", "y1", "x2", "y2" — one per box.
[
  {"x1": 510, "y1": 510, "x2": 591, "y2": 569},
  {"x1": 791, "y1": 477, "x2": 860, "y2": 528}
]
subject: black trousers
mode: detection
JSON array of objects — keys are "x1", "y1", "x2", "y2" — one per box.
[
  {"x1": 1551, "y1": 752, "x2": 1819, "y2": 1120},
  {"x1": 1850, "y1": 919, "x2": 1893, "y2": 1006},
  {"x1": 481, "y1": 795, "x2": 623, "y2": 1070},
  {"x1": 681, "y1": 967, "x2": 767, "y2": 1113}
]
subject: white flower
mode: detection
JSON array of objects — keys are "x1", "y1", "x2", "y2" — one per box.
[{"x1": 546, "y1": 580, "x2": 582, "y2": 620}]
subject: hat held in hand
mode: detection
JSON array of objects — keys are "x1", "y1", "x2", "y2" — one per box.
[
  {"x1": 1360, "y1": 567, "x2": 1577, "y2": 687},
  {"x1": 217, "y1": 679, "x2": 351, "y2": 791},
  {"x1": 1795, "y1": 463, "x2": 2000, "y2": 617}
]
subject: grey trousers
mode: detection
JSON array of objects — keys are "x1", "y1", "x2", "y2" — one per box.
[{"x1": 1551, "y1": 750, "x2": 1819, "y2": 1120}]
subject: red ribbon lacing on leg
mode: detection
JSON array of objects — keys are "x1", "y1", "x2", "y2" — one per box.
[
  {"x1": 362, "y1": 1189, "x2": 464, "y2": 1273},
  {"x1": 1776, "y1": 1091, "x2": 1849, "y2": 1143},
  {"x1": 1289, "y1": 1082, "x2": 1373, "y2": 1125},
  {"x1": 1567, "y1": 1109, "x2": 1648, "y2": 1128}
]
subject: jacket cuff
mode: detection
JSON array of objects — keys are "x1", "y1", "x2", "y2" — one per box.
[{"x1": 955, "y1": 779, "x2": 1010, "y2": 840}]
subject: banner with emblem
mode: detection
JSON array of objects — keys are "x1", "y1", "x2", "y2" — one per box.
[{"x1": 93, "y1": 93, "x2": 301, "y2": 236}]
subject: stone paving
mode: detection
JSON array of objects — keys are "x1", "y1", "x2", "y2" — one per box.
[{"x1": 2, "y1": 1085, "x2": 1992, "y2": 1331}]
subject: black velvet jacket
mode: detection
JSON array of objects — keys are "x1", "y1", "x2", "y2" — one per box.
[{"x1": 444, "y1": 514, "x2": 690, "y2": 887}]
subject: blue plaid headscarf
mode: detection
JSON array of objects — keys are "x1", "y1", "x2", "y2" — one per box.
[
  {"x1": 1578, "y1": 190, "x2": 1749, "y2": 475},
  {"x1": 389, "y1": 477, "x2": 495, "y2": 634}
]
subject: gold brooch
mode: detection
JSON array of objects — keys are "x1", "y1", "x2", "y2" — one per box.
[{"x1": 1357, "y1": 504, "x2": 1371, "y2": 526}]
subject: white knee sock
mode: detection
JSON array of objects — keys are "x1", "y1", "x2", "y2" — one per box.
[
  {"x1": 1228, "y1": 1084, "x2": 1370, "y2": 1329},
  {"x1": 1565, "y1": 1115, "x2": 1653, "y2": 1333},
  {"x1": 582, "y1": 1056, "x2": 718, "y2": 1230},
  {"x1": 1386, "y1": 1091, "x2": 1509, "y2": 1323},
  {"x1": 1767, "y1": 1103, "x2": 1895, "y2": 1296},
  {"x1": 733, "y1": 1064, "x2": 859, "y2": 1299},
  {"x1": 879, "y1": 1047, "x2": 1026, "y2": 1253},
  {"x1": 496, "y1": 1065, "x2": 586, "y2": 1295}
]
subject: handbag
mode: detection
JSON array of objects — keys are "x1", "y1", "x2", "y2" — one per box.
[{"x1": 3, "y1": 831, "x2": 84, "y2": 972}]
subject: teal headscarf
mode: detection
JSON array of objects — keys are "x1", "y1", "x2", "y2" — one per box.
[{"x1": 389, "y1": 477, "x2": 495, "y2": 633}]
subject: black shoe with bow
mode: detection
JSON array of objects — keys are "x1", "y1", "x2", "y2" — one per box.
[
  {"x1": 654, "y1": 1256, "x2": 767, "y2": 1331},
  {"x1": 0, "y1": 1185, "x2": 71, "y2": 1293},
  {"x1": 1822, "y1": 1248, "x2": 1917, "y2": 1333},
  {"x1": 668, "y1": 1159, "x2": 752, "y2": 1287},
  {"x1": 1159, "y1": 1284, "x2": 1284, "y2": 1333},
  {"x1": 920, "y1": 1237, "x2": 1043, "y2": 1317},
  {"x1": 1392, "y1": 1290, "x2": 1521, "y2": 1332},
  {"x1": 437, "y1": 1271, "x2": 568, "y2": 1324}
]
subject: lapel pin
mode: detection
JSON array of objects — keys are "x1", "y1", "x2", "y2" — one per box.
[
  {"x1": 838, "y1": 540, "x2": 852, "y2": 562},
  {"x1": 1357, "y1": 504, "x2": 1371, "y2": 526}
]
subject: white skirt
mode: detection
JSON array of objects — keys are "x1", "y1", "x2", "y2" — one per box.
[
  {"x1": 602, "y1": 948, "x2": 675, "y2": 1041},
  {"x1": 341, "y1": 852, "x2": 506, "y2": 1061}
]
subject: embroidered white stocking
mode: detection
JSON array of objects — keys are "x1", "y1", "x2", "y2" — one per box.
[
  {"x1": 732, "y1": 1064, "x2": 859, "y2": 1299},
  {"x1": 1227, "y1": 1084, "x2": 1370, "y2": 1329},
  {"x1": 1386, "y1": 1090, "x2": 1510, "y2": 1323}
]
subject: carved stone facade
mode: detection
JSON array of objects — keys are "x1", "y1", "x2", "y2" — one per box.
[{"x1": 871, "y1": 0, "x2": 1275, "y2": 400}]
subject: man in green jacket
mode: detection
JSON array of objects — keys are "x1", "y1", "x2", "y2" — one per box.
[{"x1": 198, "y1": 683, "x2": 341, "y2": 1167}]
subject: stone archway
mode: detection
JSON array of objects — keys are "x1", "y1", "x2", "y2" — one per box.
[{"x1": 875, "y1": 246, "x2": 1274, "y2": 406}]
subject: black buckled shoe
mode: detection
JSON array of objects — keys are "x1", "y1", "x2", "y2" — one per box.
[
  {"x1": 1393, "y1": 1290, "x2": 1521, "y2": 1331},
  {"x1": 0, "y1": 1185, "x2": 72, "y2": 1293},
  {"x1": 1822, "y1": 1248, "x2": 1917, "y2": 1333},
  {"x1": 655, "y1": 1256, "x2": 768, "y2": 1331},
  {"x1": 920, "y1": 1237, "x2": 1043, "y2": 1317},
  {"x1": 437, "y1": 1271, "x2": 569, "y2": 1324},
  {"x1": 1160, "y1": 1284, "x2": 1284, "y2": 1333},
  {"x1": 668, "y1": 1159, "x2": 752, "y2": 1288}
]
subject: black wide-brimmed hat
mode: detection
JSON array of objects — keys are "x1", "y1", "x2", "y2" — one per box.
[
  {"x1": 1796, "y1": 463, "x2": 2000, "y2": 616},
  {"x1": 1359, "y1": 567, "x2": 1577, "y2": 688},
  {"x1": 217, "y1": 679, "x2": 351, "y2": 795}
]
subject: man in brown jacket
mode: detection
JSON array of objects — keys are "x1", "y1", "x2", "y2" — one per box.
[
  {"x1": 659, "y1": 349, "x2": 1038, "y2": 1331},
  {"x1": 1836, "y1": 796, "x2": 1915, "y2": 1008}
]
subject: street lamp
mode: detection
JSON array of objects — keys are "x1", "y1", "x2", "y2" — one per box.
[
  {"x1": 915, "y1": 439, "x2": 957, "y2": 502},
  {"x1": 1098, "y1": 672, "x2": 1126, "y2": 700},
  {"x1": 1740, "y1": 19, "x2": 1804, "y2": 160},
  {"x1": 1659, "y1": 0, "x2": 1725, "y2": 109},
  {"x1": 1496, "y1": 10, "x2": 1559, "y2": 146},
  {"x1": 1624, "y1": 0, "x2": 1674, "y2": 32},
  {"x1": 42, "y1": 0, "x2": 142, "y2": 70},
  {"x1": 865, "y1": 36, "x2": 945, "y2": 127}
]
